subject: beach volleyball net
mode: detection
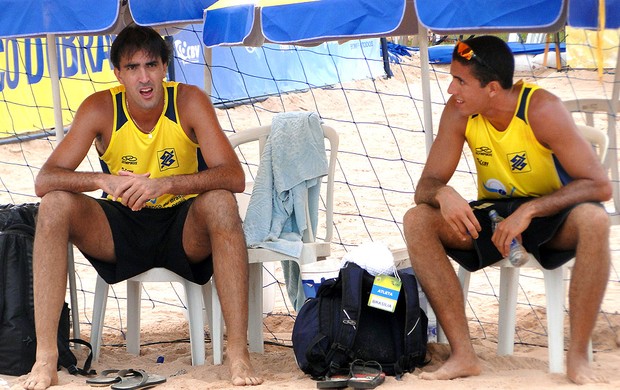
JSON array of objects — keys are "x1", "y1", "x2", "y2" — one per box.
[{"x1": 0, "y1": 27, "x2": 618, "y2": 355}]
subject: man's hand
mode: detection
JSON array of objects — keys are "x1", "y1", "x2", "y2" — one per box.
[
  {"x1": 490, "y1": 207, "x2": 530, "y2": 257},
  {"x1": 102, "y1": 171, "x2": 159, "y2": 211},
  {"x1": 436, "y1": 186, "x2": 481, "y2": 240}
]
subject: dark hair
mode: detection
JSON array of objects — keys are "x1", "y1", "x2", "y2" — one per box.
[
  {"x1": 452, "y1": 35, "x2": 514, "y2": 89},
  {"x1": 110, "y1": 25, "x2": 171, "y2": 69}
]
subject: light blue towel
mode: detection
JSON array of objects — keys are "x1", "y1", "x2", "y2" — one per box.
[{"x1": 243, "y1": 111, "x2": 328, "y2": 310}]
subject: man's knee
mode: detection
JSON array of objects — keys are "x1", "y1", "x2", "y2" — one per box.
[
  {"x1": 37, "y1": 191, "x2": 82, "y2": 224},
  {"x1": 572, "y1": 203, "x2": 610, "y2": 236},
  {"x1": 404, "y1": 204, "x2": 436, "y2": 236},
  {"x1": 192, "y1": 190, "x2": 242, "y2": 227}
]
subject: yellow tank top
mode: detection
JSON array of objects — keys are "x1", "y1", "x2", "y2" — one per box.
[
  {"x1": 465, "y1": 82, "x2": 571, "y2": 200},
  {"x1": 100, "y1": 81, "x2": 203, "y2": 208}
]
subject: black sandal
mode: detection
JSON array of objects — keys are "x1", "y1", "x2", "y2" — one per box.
[{"x1": 347, "y1": 360, "x2": 385, "y2": 389}]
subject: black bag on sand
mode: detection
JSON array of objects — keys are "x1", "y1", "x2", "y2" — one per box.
[
  {"x1": 292, "y1": 262, "x2": 429, "y2": 379},
  {"x1": 0, "y1": 203, "x2": 94, "y2": 376}
]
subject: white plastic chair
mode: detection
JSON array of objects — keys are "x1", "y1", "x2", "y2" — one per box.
[
  {"x1": 564, "y1": 98, "x2": 619, "y2": 224},
  {"x1": 454, "y1": 124, "x2": 607, "y2": 373},
  {"x1": 226, "y1": 123, "x2": 339, "y2": 354},
  {"x1": 89, "y1": 270, "x2": 223, "y2": 366}
]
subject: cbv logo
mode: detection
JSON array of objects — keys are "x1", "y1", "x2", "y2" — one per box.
[
  {"x1": 158, "y1": 148, "x2": 179, "y2": 171},
  {"x1": 174, "y1": 40, "x2": 201, "y2": 64}
]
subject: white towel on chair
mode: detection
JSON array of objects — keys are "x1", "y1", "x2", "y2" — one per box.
[{"x1": 243, "y1": 111, "x2": 328, "y2": 257}]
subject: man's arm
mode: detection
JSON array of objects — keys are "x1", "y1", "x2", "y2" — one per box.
[
  {"x1": 178, "y1": 83, "x2": 245, "y2": 194},
  {"x1": 415, "y1": 96, "x2": 482, "y2": 240},
  {"x1": 34, "y1": 91, "x2": 117, "y2": 197},
  {"x1": 500, "y1": 90, "x2": 612, "y2": 241}
]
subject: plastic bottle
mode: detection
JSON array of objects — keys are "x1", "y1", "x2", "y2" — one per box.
[
  {"x1": 417, "y1": 285, "x2": 437, "y2": 342},
  {"x1": 488, "y1": 209, "x2": 530, "y2": 267}
]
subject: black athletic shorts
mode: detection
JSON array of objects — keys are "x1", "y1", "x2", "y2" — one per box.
[
  {"x1": 446, "y1": 198, "x2": 596, "y2": 272},
  {"x1": 81, "y1": 198, "x2": 213, "y2": 285}
]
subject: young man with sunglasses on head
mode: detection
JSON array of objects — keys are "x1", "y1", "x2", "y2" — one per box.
[
  {"x1": 403, "y1": 35, "x2": 611, "y2": 384},
  {"x1": 22, "y1": 25, "x2": 262, "y2": 389}
]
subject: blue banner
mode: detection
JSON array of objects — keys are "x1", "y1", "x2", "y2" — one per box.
[{"x1": 171, "y1": 26, "x2": 384, "y2": 105}]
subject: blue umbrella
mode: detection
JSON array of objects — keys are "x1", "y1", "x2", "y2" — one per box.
[
  {"x1": 0, "y1": 0, "x2": 212, "y2": 39},
  {"x1": 202, "y1": 0, "x2": 418, "y2": 47},
  {"x1": 414, "y1": 0, "x2": 619, "y2": 33}
]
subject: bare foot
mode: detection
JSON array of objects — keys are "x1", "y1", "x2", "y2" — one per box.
[
  {"x1": 227, "y1": 348, "x2": 263, "y2": 386},
  {"x1": 567, "y1": 354, "x2": 608, "y2": 385},
  {"x1": 419, "y1": 354, "x2": 482, "y2": 380},
  {"x1": 21, "y1": 359, "x2": 58, "y2": 390}
]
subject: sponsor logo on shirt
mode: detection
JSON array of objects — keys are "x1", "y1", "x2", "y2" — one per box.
[
  {"x1": 475, "y1": 146, "x2": 492, "y2": 157},
  {"x1": 483, "y1": 178, "x2": 516, "y2": 197},
  {"x1": 508, "y1": 151, "x2": 530, "y2": 173},
  {"x1": 158, "y1": 148, "x2": 179, "y2": 171},
  {"x1": 121, "y1": 155, "x2": 138, "y2": 165}
]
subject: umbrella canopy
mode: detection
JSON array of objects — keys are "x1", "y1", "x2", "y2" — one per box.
[
  {"x1": 0, "y1": 0, "x2": 212, "y2": 39},
  {"x1": 202, "y1": 0, "x2": 418, "y2": 47},
  {"x1": 569, "y1": 0, "x2": 620, "y2": 29},
  {"x1": 415, "y1": 0, "x2": 620, "y2": 33},
  {"x1": 415, "y1": 0, "x2": 566, "y2": 34}
]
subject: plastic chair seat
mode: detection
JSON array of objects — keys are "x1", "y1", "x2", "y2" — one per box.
[{"x1": 89, "y1": 268, "x2": 223, "y2": 365}]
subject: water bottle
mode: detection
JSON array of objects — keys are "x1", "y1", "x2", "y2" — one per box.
[{"x1": 488, "y1": 209, "x2": 530, "y2": 267}]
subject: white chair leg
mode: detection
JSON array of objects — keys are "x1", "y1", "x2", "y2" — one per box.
[
  {"x1": 457, "y1": 266, "x2": 472, "y2": 301},
  {"x1": 497, "y1": 266, "x2": 520, "y2": 356},
  {"x1": 66, "y1": 244, "x2": 80, "y2": 341},
  {"x1": 90, "y1": 276, "x2": 109, "y2": 362},
  {"x1": 439, "y1": 266, "x2": 472, "y2": 344},
  {"x1": 542, "y1": 266, "x2": 566, "y2": 373},
  {"x1": 248, "y1": 262, "x2": 264, "y2": 353},
  {"x1": 126, "y1": 280, "x2": 142, "y2": 356},
  {"x1": 184, "y1": 281, "x2": 206, "y2": 366},
  {"x1": 204, "y1": 279, "x2": 224, "y2": 365}
]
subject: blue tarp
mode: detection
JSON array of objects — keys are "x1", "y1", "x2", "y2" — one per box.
[
  {"x1": 428, "y1": 42, "x2": 567, "y2": 65},
  {"x1": 173, "y1": 26, "x2": 384, "y2": 104}
]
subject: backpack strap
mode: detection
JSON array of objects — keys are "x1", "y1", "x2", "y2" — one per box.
[
  {"x1": 59, "y1": 339, "x2": 96, "y2": 376},
  {"x1": 326, "y1": 262, "x2": 365, "y2": 374},
  {"x1": 398, "y1": 271, "x2": 429, "y2": 374}
]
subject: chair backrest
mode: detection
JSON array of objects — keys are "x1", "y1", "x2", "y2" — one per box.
[
  {"x1": 564, "y1": 98, "x2": 616, "y2": 166},
  {"x1": 228, "y1": 123, "x2": 339, "y2": 243},
  {"x1": 565, "y1": 98, "x2": 618, "y2": 222},
  {"x1": 576, "y1": 124, "x2": 608, "y2": 164}
]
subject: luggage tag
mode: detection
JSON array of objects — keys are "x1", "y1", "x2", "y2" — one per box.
[{"x1": 368, "y1": 271, "x2": 402, "y2": 312}]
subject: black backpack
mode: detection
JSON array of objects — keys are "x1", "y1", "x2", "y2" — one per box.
[
  {"x1": 292, "y1": 262, "x2": 428, "y2": 378},
  {"x1": 0, "y1": 203, "x2": 94, "y2": 376}
]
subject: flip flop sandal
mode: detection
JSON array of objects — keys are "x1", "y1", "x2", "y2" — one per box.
[
  {"x1": 86, "y1": 369, "x2": 132, "y2": 387},
  {"x1": 316, "y1": 373, "x2": 350, "y2": 389},
  {"x1": 110, "y1": 369, "x2": 167, "y2": 390},
  {"x1": 347, "y1": 360, "x2": 386, "y2": 390}
]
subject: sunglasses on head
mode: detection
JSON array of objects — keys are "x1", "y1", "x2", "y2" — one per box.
[{"x1": 455, "y1": 40, "x2": 498, "y2": 75}]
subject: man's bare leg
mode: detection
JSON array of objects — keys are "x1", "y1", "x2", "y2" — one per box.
[
  {"x1": 404, "y1": 205, "x2": 482, "y2": 380},
  {"x1": 186, "y1": 191, "x2": 262, "y2": 386},
  {"x1": 554, "y1": 205, "x2": 610, "y2": 384},
  {"x1": 23, "y1": 192, "x2": 115, "y2": 390}
]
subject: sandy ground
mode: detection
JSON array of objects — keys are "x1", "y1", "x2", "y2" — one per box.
[{"x1": 0, "y1": 47, "x2": 619, "y2": 389}]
